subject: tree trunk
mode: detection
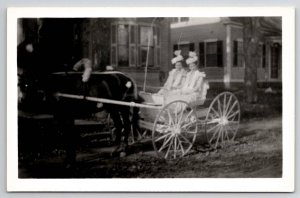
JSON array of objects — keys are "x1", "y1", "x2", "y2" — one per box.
[{"x1": 243, "y1": 17, "x2": 261, "y2": 103}]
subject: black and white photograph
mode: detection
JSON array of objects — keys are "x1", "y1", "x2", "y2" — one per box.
[{"x1": 7, "y1": 7, "x2": 295, "y2": 192}]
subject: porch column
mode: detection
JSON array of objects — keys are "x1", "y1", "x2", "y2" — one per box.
[{"x1": 224, "y1": 24, "x2": 232, "y2": 89}]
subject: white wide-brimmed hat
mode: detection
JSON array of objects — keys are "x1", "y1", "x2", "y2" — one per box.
[
  {"x1": 171, "y1": 50, "x2": 184, "y2": 64},
  {"x1": 186, "y1": 51, "x2": 198, "y2": 65}
]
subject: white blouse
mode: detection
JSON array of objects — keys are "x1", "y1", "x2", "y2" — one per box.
[
  {"x1": 181, "y1": 70, "x2": 206, "y2": 94},
  {"x1": 163, "y1": 68, "x2": 187, "y2": 90}
]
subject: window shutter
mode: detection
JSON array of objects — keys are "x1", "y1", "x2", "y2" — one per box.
[
  {"x1": 262, "y1": 44, "x2": 266, "y2": 68},
  {"x1": 173, "y1": 44, "x2": 179, "y2": 52},
  {"x1": 189, "y1": 43, "x2": 195, "y2": 51},
  {"x1": 217, "y1": 40, "x2": 223, "y2": 67},
  {"x1": 199, "y1": 42, "x2": 205, "y2": 67},
  {"x1": 233, "y1": 40, "x2": 238, "y2": 67}
]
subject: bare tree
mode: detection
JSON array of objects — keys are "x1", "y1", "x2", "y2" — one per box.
[
  {"x1": 241, "y1": 17, "x2": 281, "y2": 103},
  {"x1": 242, "y1": 17, "x2": 262, "y2": 103}
]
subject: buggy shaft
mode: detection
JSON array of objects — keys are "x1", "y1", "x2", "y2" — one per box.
[{"x1": 55, "y1": 93, "x2": 163, "y2": 109}]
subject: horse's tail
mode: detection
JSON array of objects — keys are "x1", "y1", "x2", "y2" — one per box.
[
  {"x1": 131, "y1": 97, "x2": 143, "y2": 139},
  {"x1": 129, "y1": 76, "x2": 138, "y2": 101},
  {"x1": 125, "y1": 75, "x2": 142, "y2": 138},
  {"x1": 130, "y1": 77, "x2": 140, "y2": 132},
  {"x1": 117, "y1": 72, "x2": 142, "y2": 137}
]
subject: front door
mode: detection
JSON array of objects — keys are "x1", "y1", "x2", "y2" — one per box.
[{"x1": 270, "y1": 42, "x2": 281, "y2": 80}]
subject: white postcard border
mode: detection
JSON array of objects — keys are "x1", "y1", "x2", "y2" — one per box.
[{"x1": 7, "y1": 7, "x2": 295, "y2": 192}]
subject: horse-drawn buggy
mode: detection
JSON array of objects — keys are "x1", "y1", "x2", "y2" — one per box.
[
  {"x1": 49, "y1": 70, "x2": 241, "y2": 160},
  {"x1": 18, "y1": 47, "x2": 241, "y2": 162}
]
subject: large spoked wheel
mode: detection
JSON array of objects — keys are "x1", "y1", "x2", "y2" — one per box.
[
  {"x1": 205, "y1": 92, "x2": 240, "y2": 149},
  {"x1": 152, "y1": 100, "x2": 198, "y2": 160}
]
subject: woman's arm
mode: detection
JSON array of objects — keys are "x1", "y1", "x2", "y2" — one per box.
[
  {"x1": 172, "y1": 71, "x2": 186, "y2": 89},
  {"x1": 193, "y1": 76, "x2": 204, "y2": 92},
  {"x1": 181, "y1": 75, "x2": 204, "y2": 94},
  {"x1": 164, "y1": 70, "x2": 175, "y2": 90},
  {"x1": 178, "y1": 74, "x2": 187, "y2": 89}
]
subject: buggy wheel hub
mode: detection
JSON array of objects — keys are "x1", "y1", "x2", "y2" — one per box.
[
  {"x1": 173, "y1": 126, "x2": 181, "y2": 135},
  {"x1": 219, "y1": 117, "x2": 228, "y2": 126}
]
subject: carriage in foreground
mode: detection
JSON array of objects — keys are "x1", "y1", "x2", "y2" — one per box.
[{"x1": 56, "y1": 79, "x2": 241, "y2": 160}]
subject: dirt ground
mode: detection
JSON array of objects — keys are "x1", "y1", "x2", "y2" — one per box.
[{"x1": 18, "y1": 115, "x2": 282, "y2": 178}]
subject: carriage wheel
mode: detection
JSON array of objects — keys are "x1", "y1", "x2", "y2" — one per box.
[
  {"x1": 205, "y1": 92, "x2": 240, "y2": 149},
  {"x1": 152, "y1": 100, "x2": 198, "y2": 160}
]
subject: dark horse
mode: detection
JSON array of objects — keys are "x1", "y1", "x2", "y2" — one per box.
[{"x1": 18, "y1": 70, "x2": 141, "y2": 164}]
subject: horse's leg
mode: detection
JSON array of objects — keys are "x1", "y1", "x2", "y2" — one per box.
[
  {"x1": 131, "y1": 107, "x2": 142, "y2": 141},
  {"x1": 119, "y1": 107, "x2": 131, "y2": 155},
  {"x1": 108, "y1": 109, "x2": 123, "y2": 146}
]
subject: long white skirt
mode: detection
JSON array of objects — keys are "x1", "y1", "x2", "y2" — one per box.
[{"x1": 164, "y1": 91, "x2": 205, "y2": 107}]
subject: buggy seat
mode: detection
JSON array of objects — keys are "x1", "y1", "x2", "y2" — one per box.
[
  {"x1": 140, "y1": 80, "x2": 210, "y2": 107},
  {"x1": 138, "y1": 80, "x2": 209, "y2": 122}
]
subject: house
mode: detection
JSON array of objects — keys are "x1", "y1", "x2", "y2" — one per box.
[
  {"x1": 17, "y1": 18, "x2": 172, "y2": 91},
  {"x1": 17, "y1": 17, "x2": 282, "y2": 91},
  {"x1": 170, "y1": 17, "x2": 282, "y2": 88},
  {"x1": 108, "y1": 18, "x2": 172, "y2": 90}
]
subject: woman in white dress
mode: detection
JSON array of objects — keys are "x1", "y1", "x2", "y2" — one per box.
[
  {"x1": 166, "y1": 51, "x2": 209, "y2": 106},
  {"x1": 157, "y1": 50, "x2": 187, "y2": 95}
]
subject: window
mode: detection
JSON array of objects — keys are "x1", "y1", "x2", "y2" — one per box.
[
  {"x1": 171, "y1": 18, "x2": 179, "y2": 24},
  {"x1": 206, "y1": 42, "x2": 218, "y2": 67},
  {"x1": 199, "y1": 40, "x2": 223, "y2": 67},
  {"x1": 111, "y1": 22, "x2": 160, "y2": 67},
  {"x1": 129, "y1": 25, "x2": 137, "y2": 66},
  {"x1": 180, "y1": 17, "x2": 189, "y2": 22},
  {"x1": 139, "y1": 26, "x2": 154, "y2": 67},
  {"x1": 171, "y1": 17, "x2": 189, "y2": 24},
  {"x1": 117, "y1": 25, "x2": 129, "y2": 66},
  {"x1": 233, "y1": 40, "x2": 244, "y2": 67}
]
